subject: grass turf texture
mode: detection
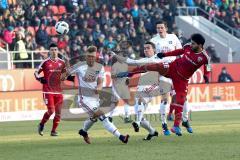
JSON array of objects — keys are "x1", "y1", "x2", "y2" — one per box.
[{"x1": 0, "y1": 110, "x2": 240, "y2": 160}]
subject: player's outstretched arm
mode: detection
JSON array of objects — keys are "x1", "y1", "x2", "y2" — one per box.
[{"x1": 157, "y1": 49, "x2": 184, "y2": 58}]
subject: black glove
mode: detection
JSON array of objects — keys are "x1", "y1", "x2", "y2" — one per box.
[
  {"x1": 203, "y1": 75, "x2": 209, "y2": 84},
  {"x1": 66, "y1": 75, "x2": 75, "y2": 82},
  {"x1": 157, "y1": 52, "x2": 165, "y2": 59},
  {"x1": 37, "y1": 77, "x2": 47, "y2": 84}
]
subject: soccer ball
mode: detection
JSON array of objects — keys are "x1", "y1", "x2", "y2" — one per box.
[{"x1": 55, "y1": 21, "x2": 69, "y2": 35}]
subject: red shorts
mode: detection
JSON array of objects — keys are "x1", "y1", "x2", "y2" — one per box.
[
  {"x1": 43, "y1": 93, "x2": 63, "y2": 110},
  {"x1": 167, "y1": 64, "x2": 188, "y2": 105}
]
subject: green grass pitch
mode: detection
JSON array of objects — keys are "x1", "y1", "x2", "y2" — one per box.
[{"x1": 0, "y1": 110, "x2": 240, "y2": 160}]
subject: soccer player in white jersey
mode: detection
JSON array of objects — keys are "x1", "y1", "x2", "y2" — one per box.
[
  {"x1": 111, "y1": 41, "x2": 168, "y2": 140},
  {"x1": 150, "y1": 20, "x2": 192, "y2": 134},
  {"x1": 66, "y1": 46, "x2": 129, "y2": 144},
  {"x1": 108, "y1": 52, "x2": 132, "y2": 123}
]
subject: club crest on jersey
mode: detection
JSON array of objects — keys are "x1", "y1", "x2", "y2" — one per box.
[
  {"x1": 197, "y1": 57, "x2": 203, "y2": 62},
  {"x1": 168, "y1": 41, "x2": 172, "y2": 44}
]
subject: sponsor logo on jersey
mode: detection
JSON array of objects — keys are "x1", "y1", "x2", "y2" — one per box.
[{"x1": 197, "y1": 57, "x2": 203, "y2": 62}]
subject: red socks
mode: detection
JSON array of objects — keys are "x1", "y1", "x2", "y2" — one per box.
[
  {"x1": 40, "y1": 111, "x2": 61, "y2": 133},
  {"x1": 40, "y1": 112, "x2": 52, "y2": 125},
  {"x1": 171, "y1": 104, "x2": 183, "y2": 127},
  {"x1": 51, "y1": 115, "x2": 61, "y2": 132}
]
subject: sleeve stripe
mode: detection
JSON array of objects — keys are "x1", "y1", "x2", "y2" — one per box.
[{"x1": 37, "y1": 58, "x2": 49, "y2": 71}]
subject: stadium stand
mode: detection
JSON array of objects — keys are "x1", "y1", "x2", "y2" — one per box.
[{"x1": 0, "y1": 0, "x2": 239, "y2": 68}]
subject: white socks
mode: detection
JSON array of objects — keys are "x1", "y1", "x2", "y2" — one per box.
[
  {"x1": 134, "y1": 102, "x2": 156, "y2": 134},
  {"x1": 160, "y1": 101, "x2": 168, "y2": 124},
  {"x1": 140, "y1": 119, "x2": 155, "y2": 135},
  {"x1": 83, "y1": 119, "x2": 96, "y2": 132},
  {"x1": 136, "y1": 103, "x2": 145, "y2": 126},
  {"x1": 182, "y1": 101, "x2": 190, "y2": 122},
  {"x1": 102, "y1": 117, "x2": 121, "y2": 138},
  {"x1": 124, "y1": 103, "x2": 130, "y2": 118}
]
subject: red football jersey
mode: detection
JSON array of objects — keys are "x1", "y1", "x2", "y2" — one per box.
[
  {"x1": 35, "y1": 57, "x2": 66, "y2": 93},
  {"x1": 165, "y1": 44, "x2": 211, "y2": 80}
]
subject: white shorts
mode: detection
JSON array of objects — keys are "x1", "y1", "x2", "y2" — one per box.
[
  {"x1": 159, "y1": 76, "x2": 173, "y2": 95},
  {"x1": 78, "y1": 96, "x2": 100, "y2": 117},
  {"x1": 136, "y1": 83, "x2": 159, "y2": 104}
]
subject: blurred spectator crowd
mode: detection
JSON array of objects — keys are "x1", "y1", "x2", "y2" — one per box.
[
  {"x1": 194, "y1": 0, "x2": 240, "y2": 37},
  {"x1": 0, "y1": 0, "x2": 238, "y2": 67}
]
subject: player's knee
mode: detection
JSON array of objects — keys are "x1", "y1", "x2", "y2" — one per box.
[
  {"x1": 55, "y1": 109, "x2": 61, "y2": 115},
  {"x1": 47, "y1": 108, "x2": 54, "y2": 115}
]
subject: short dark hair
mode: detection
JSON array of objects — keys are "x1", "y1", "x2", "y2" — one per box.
[
  {"x1": 49, "y1": 43, "x2": 58, "y2": 49},
  {"x1": 191, "y1": 33, "x2": 205, "y2": 45},
  {"x1": 87, "y1": 45, "x2": 97, "y2": 53},
  {"x1": 155, "y1": 20, "x2": 167, "y2": 27},
  {"x1": 144, "y1": 41, "x2": 156, "y2": 49}
]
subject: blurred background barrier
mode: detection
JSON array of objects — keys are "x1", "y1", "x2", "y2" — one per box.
[{"x1": 1, "y1": 82, "x2": 240, "y2": 122}]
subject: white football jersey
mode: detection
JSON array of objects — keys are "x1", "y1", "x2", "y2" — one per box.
[
  {"x1": 126, "y1": 55, "x2": 161, "y2": 103},
  {"x1": 127, "y1": 55, "x2": 162, "y2": 87},
  {"x1": 151, "y1": 33, "x2": 182, "y2": 83},
  {"x1": 151, "y1": 33, "x2": 182, "y2": 52},
  {"x1": 70, "y1": 62, "x2": 104, "y2": 100},
  {"x1": 150, "y1": 33, "x2": 182, "y2": 63}
]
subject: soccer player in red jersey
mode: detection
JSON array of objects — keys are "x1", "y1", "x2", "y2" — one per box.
[
  {"x1": 116, "y1": 33, "x2": 211, "y2": 136},
  {"x1": 34, "y1": 43, "x2": 67, "y2": 136}
]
